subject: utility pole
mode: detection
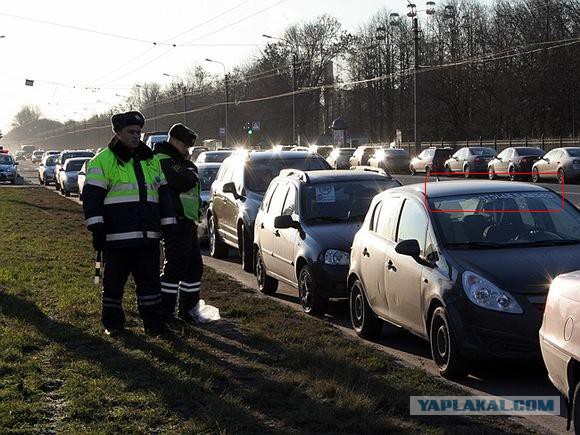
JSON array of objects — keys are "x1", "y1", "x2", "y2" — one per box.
[{"x1": 413, "y1": 17, "x2": 421, "y2": 156}]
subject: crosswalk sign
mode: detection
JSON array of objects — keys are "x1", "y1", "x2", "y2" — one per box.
[{"x1": 251, "y1": 121, "x2": 261, "y2": 131}]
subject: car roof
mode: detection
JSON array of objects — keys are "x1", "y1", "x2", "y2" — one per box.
[
  {"x1": 202, "y1": 150, "x2": 232, "y2": 154},
  {"x1": 282, "y1": 169, "x2": 392, "y2": 185},
  {"x1": 64, "y1": 157, "x2": 92, "y2": 163},
  {"x1": 378, "y1": 180, "x2": 549, "y2": 200},
  {"x1": 245, "y1": 151, "x2": 324, "y2": 161}
]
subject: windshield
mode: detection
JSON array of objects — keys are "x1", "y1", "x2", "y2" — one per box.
[
  {"x1": 301, "y1": 179, "x2": 400, "y2": 222},
  {"x1": 202, "y1": 152, "x2": 232, "y2": 163},
  {"x1": 470, "y1": 147, "x2": 496, "y2": 156},
  {"x1": 62, "y1": 152, "x2": 94, "y2": 163},
  {"x1": 245, "y1": 157, "x2": 328, "y2": 193},
  {"x1": 198, "y1": 166, "x2": 220, "y2": 190},
  {"x1": 148, "y1": 135, "x2": 167, "y2": 144},
  {"x1": 430, "y1": 191, "x2": 580, "y2": 248},
  {"x1": 46, "y1": 156, "x2": 58, "y2": 166},
  {"x1": 517, "y1": 148, "x2": 543, "y2": 156},
  {"x1": 66, "y1": 160, "x2": 87, "y2": 171},
  {"x1": 0, "y1": 155, "x2": 14, "y2": 165}
]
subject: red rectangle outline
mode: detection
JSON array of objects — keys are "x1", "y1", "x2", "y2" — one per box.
[{"x1": 424, "y1": 172, "x2": 564, "y2": 213}]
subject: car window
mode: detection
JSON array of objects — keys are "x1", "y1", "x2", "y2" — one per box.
[
  {"x1": 567, "y1": 149, "x2": 580, "y2": 157},
  {"x1": 370, "y1": 202, "x2": 382, "y2": 232},
  {"x1": 65, "y1": 160, "x2": 87, "y2": 171},
  {"x1": 198, "y1": 166, "x2": 220, "y2": 190},
  {"x1": 0, "y1": 155, "x2": 13, "y2": 164},
  {"x1": 262, "y1": 182, "x2": 278, "y2": 211},
  {"x1": 281, "y1": 185, "x2": 297, "y2": 216},
  {"x1": 244, "y1": 157, "x2": 328, "y2": 193},
  {"x1": 396, "y1": 199, "x2": 429, "y2": 254},
  {"x1": 268, "y1": 183, "x2": 288, "y2": 215},
  {"x1": 221, "y1": 162, "x2": 235, "y2": 183},
  {"x1": 232, "y1": 163, "x2": 244, "y2": 190},
  {"x1": 544, "y1": 149, "x2": 557, "y2": 160},
  {"x1": 497, "y1": 149, "x2": 507, "y2": 159},
  {"x1": 505, "y1": 149, "x2": 514, "y2": 159},
  {"x1": 554, "y1": 151, "x2": 564, "y2": 161},
  {"x1": 216, "y1": 161, "x2": 230, "y2": 182},
  {"x1": 377, "y1": 196, "x2": 403, "y2": 241}
]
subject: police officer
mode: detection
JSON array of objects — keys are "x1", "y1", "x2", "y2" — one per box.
[
  {"x1": 154, "y1": 124, "x2": 203, "y2": 323},
  {"x1": 83, "y1": 111, "x2": 176, "y2": 336}
]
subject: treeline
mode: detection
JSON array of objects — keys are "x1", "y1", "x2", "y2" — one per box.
[{"x1": 5, "y1": 0, "x2": 580, "y2": 150}]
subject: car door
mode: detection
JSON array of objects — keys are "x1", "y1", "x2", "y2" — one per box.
[
  {"x1": 496, "y1": 149, "x2": 510, "y2": 173},
  {"x1": 274, "y1": 184, "x2": 299, "y2": 282},
  {"x1": 256, "y1": 181, "x2": 282, "y2": 272},
  {"x1": 449, "y1": 149, "x2": 462, "y2": 172},
  {"x1": 416, "y1": 150, "x2": 427, "y2": 171},
  {"x1": 384, "y1": 197, "x2": 429, "y2": 334},
  {"x1": 264, "y1": 183, "x2": 289, "y2": 277}
]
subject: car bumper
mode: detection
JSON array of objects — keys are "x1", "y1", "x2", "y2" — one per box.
[
  {"x1": 447, "y1": 297, "x2": 543, "y2": 362},
  {"x1": 63, "y1": 181, "x2": 79, "y2": 191},
  {"x1": 0, "y1": 172, "x2": 16, "y2": 181},
  {"x1": 311, "y1": 263, "x2": 349, "y2": 297}
]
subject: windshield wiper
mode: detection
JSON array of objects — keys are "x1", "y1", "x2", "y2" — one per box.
[
  {"x1": 446, "y1": 241, "x2": 505, "y2": 250},
  {"x1": 306, "y1": 216, "x2": 344, "y2": 223}
]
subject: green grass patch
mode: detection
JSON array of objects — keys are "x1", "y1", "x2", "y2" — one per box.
[{"x1": 0, "y1": 187, "x2": 534, "y2": 433}]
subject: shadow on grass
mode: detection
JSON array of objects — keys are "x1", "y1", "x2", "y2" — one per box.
[
  {"x1": 1, "y1": 292, "x2": 522, "y2": 433},
  {"x1": 7, "y1": 198, "x2": 81, "y2": 215}
]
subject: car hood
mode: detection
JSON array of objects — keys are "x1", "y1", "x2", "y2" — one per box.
[
  {"x1": 445, "y1": 245, "x2": 580, "y2": 295},
  {"x1": 303, "y1": 221, "x2": 363, "y2": 253}
]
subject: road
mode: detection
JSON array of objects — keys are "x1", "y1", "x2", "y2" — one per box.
[{"x1": 13, "y1": 159, "x2": 578, "y2": 433}]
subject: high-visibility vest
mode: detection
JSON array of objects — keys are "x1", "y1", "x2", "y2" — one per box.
[{"x1": 155, "y1": 152, "x2": 201, "y2": 221}]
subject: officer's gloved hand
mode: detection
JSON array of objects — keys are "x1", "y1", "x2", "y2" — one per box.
[{"x1": 91, "y1": 227, "x2": 106, "y2": 251}]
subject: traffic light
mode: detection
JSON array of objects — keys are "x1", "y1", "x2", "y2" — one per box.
[
  {"x1": 247, "y1": 127, "x2": 253, "y2": 135},
  {"x1": 243, "y1": 122, "x2": 253, "y2": 135}
]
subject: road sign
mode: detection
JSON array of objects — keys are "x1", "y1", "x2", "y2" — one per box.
[
  {"x1": 251, "y1": 121, "x2": 261, "y2": 131},
  {"x1": 219, "y1": 127, "x2": 225, "y2": 137}
]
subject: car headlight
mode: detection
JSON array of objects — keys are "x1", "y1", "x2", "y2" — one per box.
[
  {"x1": 462, "y1": 271, "x2": 523, "y2": 314},
  {"x1": 323, "y1": 249, "x2": 350, "y2": 265}
]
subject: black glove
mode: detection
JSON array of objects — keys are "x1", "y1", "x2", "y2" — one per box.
[{"x1": 92, "y1": 230, "x2": 106, "y2": 251}]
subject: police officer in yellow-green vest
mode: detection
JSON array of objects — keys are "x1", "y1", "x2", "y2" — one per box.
[
  {"x1": 82, "y1": 111, "x2": 176, "y2": 336},
  {"x1": 153, "y1": 124, "x2": 203, "y2": 322}
]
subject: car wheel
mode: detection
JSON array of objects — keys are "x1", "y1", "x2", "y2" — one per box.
[
  {"x1": 430, "y1": 307, "x2": 468, "y2": 379},
  {"x1": 298, "y1": 265, "x2": 328, "y2": 315},
  {"x1": 558, "y1": 168, "x2": 566, "y2": 185},
  {"x1": 532, "y1": 167, "x2": 541, "y2": 183},
  {"x1": 463, "y1": 164, "x2": 470, "y2": 179},
  {"x1": 10, "y1": 179, "x2": 15, "y2": 185},
  {"x1": 238, "y1": 223, "x2": 253, "y2": 273},
  {"x1": 255, "y1": 249, "x2": 278, "y2": 295},
  {"x1": 44, "y1": 178, "x2": 50, "y2": 186},
  {"x1": 350, "y1": 279, "x2": 382, "y2": 338},
  {"x1": 509, "y1": 166, "x2": 518, "y2": 181},
  {"x1": 488, "y1": 166, "x2": 496, "y2": 180},
  {"x1": 55, "y1": 180, "x2": 60, "y2": 191},
  {"x1": 208, "y1": 215, "x2": 228, "y2": 258},
  {"x1": 409, "y1": 164, "x2": 416, "y2": 175},
  {"x1": 79, "y1": 192, "x2": 83, "y2": 202},
  {"x1": 572, "y1": 382, "x2": 580, "y2": 434}
]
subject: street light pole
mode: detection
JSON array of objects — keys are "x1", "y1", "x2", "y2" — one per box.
[
  {"x1": 163, "y1": 73, "x2": 187, "y2": 124},
  {"x1": 263, "y1": 34, "x2": 298, "y2": 144},
  {"x1": 205, "y1": 59, "x2": 228, "y2": 147}
]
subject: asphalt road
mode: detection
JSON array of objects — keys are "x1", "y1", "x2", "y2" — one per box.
[{"x1": 12, "y1": 159, "x2": 579, "y2": 433}]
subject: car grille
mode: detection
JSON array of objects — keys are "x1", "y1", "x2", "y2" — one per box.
[
  {"x1": 475, "y1": 327, "x2": 538, "y2": 356},
  {"x1": 527, "y1": 295, "x2": 547, "y2": 314}
]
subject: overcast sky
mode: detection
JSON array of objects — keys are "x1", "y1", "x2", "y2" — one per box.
[{"x1": 0, "y1": 0, "x2": 453, "y2": 132}]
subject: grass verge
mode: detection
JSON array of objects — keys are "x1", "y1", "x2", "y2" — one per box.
[{"x1": 0, "y1": 187, "x2": 534, "y2": 433}]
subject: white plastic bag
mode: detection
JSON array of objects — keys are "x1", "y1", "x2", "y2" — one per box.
[{"x1": 188, "y1": 299, "x2": 220, "y2": 323}]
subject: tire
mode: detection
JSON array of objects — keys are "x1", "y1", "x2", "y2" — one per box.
[
  {"x1": 558, "y1": 168, "x2": 566, "y2": 185},
  {"x1": 10, "y1": 179, "x2": 15, "y2": 185},
  {"x1": 44, "y1": 178, "x2": 50, "y2": 186},
  {"x1": 532, "y1": 167, "x2": 541, "y2": 183},
  {"x1": 55, "y1": 180, "x2": 60, "y2": 191},
  {"x1": 350, "y1": 279, "x2": 382, "y2": 338},
  {"x1": 430, "y1": 307, "x2": 468, "y2": 379},
  {"x1": 509, "y1": 166, "x2": 518, "y2": 181},
  {"x1": 463, "y1": 164, "x2": 471, "y2": 179},
  {"x1": 208, "y1": 214, "x2": 228, "y2": 258},
  {"x1": 255, "y1": 249, "x2": 278, "y2": 295},
  {"x1": 572, "y1": 382, "x2": 580, "y2": 434},
  {"x1": 409, "y1": 164, "x2": 416, "y2": 175},
  {"x1": 488, "y1": 166, "x2": 496, "y2": 180},
  {"x1": 298, "y1": 265, "x2": 328, "y2": 315},
  {"x1": 238, "y1": 223, "x2": 253, "y2": 273}
]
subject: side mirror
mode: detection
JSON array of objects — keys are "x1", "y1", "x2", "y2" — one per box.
[
  {"x1": 14, "y1": 162, "x2": 19, "y2": 166},
  {"x1": 222, "y1": 181, "x2": 237, "y2": 196},
  {"x1": 543, "y1": 158, "x2": 550, "y2": 163},
  {"x1": 274, "y1": 215, "x2": 299, "y2": 229},
  {"x1": 395, "y1": 239, "x2": 421, "y2": 257},
  {"x1": 39, "y1": 163, "x2": 44, "y2": 167}
]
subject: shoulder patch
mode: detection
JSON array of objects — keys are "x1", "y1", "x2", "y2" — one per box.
[{"x1": 172, "y1": 163, "x2": 184, "y2": 173}]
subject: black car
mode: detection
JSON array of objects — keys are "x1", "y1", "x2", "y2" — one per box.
[
  {"x1": 367, "y1": 148, "x2": 411, "y2": 174},
  {"x1": 254, "y1": 169, "x2": 401, "y2": 314},
  {"x1": 207, "y1": 151, "x2": 331, "y2": 272},
  {"x1": 444, "y1": 147, "x2": 496, "y2": 178},
  {"x1": 349, "y1": 180, "x2": 580, "y2": 378},
  {"x1": 488, "y1": 147, "x2": 544, "y2": 181}
]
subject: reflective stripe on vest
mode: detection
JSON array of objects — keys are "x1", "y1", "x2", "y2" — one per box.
[{"x1": 106, "y1": 231, "x2": 160, "y2": 241}]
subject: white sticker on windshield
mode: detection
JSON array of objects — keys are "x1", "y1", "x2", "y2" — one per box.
[
  {"x1": 478, "y1": 192, "x2": 556, "y2": 201},
  {"x1": 315, "y1": 184, "x2": 336, "y2": 203}
]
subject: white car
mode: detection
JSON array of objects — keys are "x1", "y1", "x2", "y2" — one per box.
[
  {"x1": 540, "y1": 271, "x2": 580, "y2": 431},
  {"x1": 77, "y1": 161, "x2": 88, "y2": 200}
]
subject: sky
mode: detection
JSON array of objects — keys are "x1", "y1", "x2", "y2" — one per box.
[{"x1": 0, "y1": 0, "x2": 443, "y2": 133}]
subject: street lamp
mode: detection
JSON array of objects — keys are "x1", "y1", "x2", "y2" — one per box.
[
  {"x1": 163, "y1": 72, "x2": 187, "y2": 124},
  {"x1": 205, "y1": 58, "x2": 229, "y2": 147},
  {"x1": 390, "y1": 1, "x2": 437, "y2": 156},
  {"x1": 263, "y1": 34, "x2": 298, "y2": 145}
]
